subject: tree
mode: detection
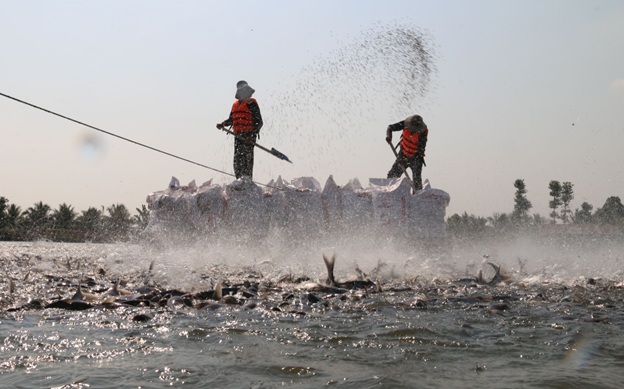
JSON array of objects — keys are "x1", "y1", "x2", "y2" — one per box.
[
  {"x1": 446, "y1": 212, "x2": 489, "y2": 238},
  {"x1": 512, "y1": 179, "x2": 532, "y2": 225},
  {"x1": 6, "y1": 204, "x2": 23, "y2": 228},
  {"x1": 0, "y1": 196, "x2": 8, "y2": 229},
  {"x1": 573, "y1": 202, "x2": 593, "y2": 224},
  {"x1": 77, "y1": 207, "x2": 103, "y2": 242},
  {"x1": 532, "y1": 213, "x2": 547, "y2": 226},
  {"x1": 594, "y1": 197, "x2": 624, "y2": 226},
  {"x1": 103, "y1": 203, "x2": 133, "y2": 241},
  {"x1": 134, "y1": 204, "x2": 151, "y2": 231},
  {"x1": 548, "y1": 180, "x2": 562, "y2": 223},
  {"x1": 52, "y1": 203, "x2": 77, "y2": 230},
  {"x1": 560, "y1": 182, "x2": 574, "y2": 224},
  {"x1": 3, "y1": 204, "x2": 24, "y2": 240},
  {"x1": 488, "y1": 212, "x2": 512, "y2": 234},
  {"x1": 23, "y1": 201, "x2": 52, "y2": 238}
]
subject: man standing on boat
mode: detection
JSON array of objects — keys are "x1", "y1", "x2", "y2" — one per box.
[
  {"x1": 216, "y1": 80, "x2": 263, "y2": 179},
  {"x1": 385, "y1": 114, "x2": 428, "y2": 191}
]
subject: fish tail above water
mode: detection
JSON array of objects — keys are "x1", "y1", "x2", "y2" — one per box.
[
  {"x1": 72, "y1": 281, "x2": 99, "y2": 302},
  {"x1": 6, "y1": 271, "x2": 15, "y2": 295},
  {"x1": 143, "y1": 260, "x2": 155, "y2": 285},
  {"x1": 214, "y1": 281, "x2": 223, "y2": 301},
  {"x1": 107, "y1": 278, "x2": 132, "y2": 296},
  {"x1": 454, "y1": 260, "x2": 510, "y2": 286},
  {"x1": 354, "y1": 263, "x2": 366, "y2": 280},
  {"x1": 323, "y1": 255, "x2": 336, "y2": 286},
  {"x1": 486, "y1": 261, "x2": 510, "y2": 285}
]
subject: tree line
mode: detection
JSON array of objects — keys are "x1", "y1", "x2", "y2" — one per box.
[
  {"x1": 2, "y1": 180, "x2": 623, "y2": 243},
  {"x1": 0, "y1": 196, "x2": 150, "y2": 242},
  {"x1": 446, "y1": 179, "x2": 624, "y2": 239}
]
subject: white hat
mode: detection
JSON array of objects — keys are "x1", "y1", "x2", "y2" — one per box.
[{"x1": 235, "y1": 80, "x2": 255, "y2": 100}]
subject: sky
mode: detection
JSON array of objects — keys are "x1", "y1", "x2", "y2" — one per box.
[{"x1": 1, "y1": 0, "x2": 623, "y2": 218}]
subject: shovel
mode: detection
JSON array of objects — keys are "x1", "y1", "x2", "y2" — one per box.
[
  {"x1": 387, "y1": 139, "x2": 417, "y2": 194},
  {"x1": 219, "y1": 126, "x2": 292, "y2": 163}
]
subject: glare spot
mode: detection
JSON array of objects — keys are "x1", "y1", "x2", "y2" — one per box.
[{"x1": 77, "y1": 133, "x2": 105, "y2": 162}]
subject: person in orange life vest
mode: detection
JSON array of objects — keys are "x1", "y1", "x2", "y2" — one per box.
[
  {"x1": 386, "y1": 114, "x2": 428, "y2": 191},
  {"x1": 216, "y1": 80, "x2": 263, "y2": 179}
]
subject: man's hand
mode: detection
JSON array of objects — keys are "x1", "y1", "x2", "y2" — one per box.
[
  {"x1": 386, "y1": 126, "x2": 393, "y2": 143},
  {"x1": 216, "y1": 122, "x2": 224, "y2": 129}
]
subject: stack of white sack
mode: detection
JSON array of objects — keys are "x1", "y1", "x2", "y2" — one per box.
[{"x1": 144, "y1": 176, "x2": 450, "y2": 241}]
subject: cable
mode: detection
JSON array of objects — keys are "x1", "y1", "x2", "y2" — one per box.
[{"x1": 0, "y1": 91, "x2": 279, "y2": 189}]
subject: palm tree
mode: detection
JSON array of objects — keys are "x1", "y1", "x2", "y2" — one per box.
[
  {"x1": 23, "y1": 201, "x2": 52, "y2": 238},
  {"x1": 24, "y1": 201, "x2": 51, "y2": 225},
  {"x1": 104, "y1": 203, "x2": 133, "y2": 241},
  {"x1": 52, "y1": 203, "x2": 77, "y2": 230},
  {"x1": 0, "y1": 196, "x2": 8, "y2": 229},
  {"x1": 77, "y1": 207, "x2": 103, "y2": 242},
  {"x1": 134, "y1": 204, "x2": 151, "y2": 231},
  {"x1": 6, "y1": 204, "x2": 23, "y2": 228}
]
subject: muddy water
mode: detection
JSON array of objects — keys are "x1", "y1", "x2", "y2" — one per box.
[{"x1": 1, "y1": 240, "x2": 623, "y2": 388}]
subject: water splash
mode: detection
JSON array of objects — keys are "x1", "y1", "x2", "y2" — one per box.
[{"x1": 265, "y1": 22, "x2": 438, "y2": 174}]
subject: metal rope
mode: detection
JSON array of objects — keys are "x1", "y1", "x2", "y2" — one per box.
[{"x1": 0, "y1": 91, "x2": 279, "y2": 190}]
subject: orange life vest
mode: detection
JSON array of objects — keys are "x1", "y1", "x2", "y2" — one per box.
[
  {"x1": 401, "y1": 127, "x2": 428, "y2": 158},
  {"x1": 231, "y1": 98, "x2": 256, "y2": 133}
]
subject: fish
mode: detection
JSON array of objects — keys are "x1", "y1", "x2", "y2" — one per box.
[
  {"x1": 71, "y1": 282, "x2": 100, "y2": 302},
  {"x1": 453, "y1": 261, "x2": 511, "y2": 286},
  {"x1": 106, "y1": 278, "x2": 133, "y2": 296},
  {"x1": 323, "y1": 255, "x2": 337, "y2": 286},
  {"x1": 45, "y1": 299, "x2": 93, "y2": 311},
  {"x1": 485, "y1": 261, "x2": 511, "y2": 285},
  {"x1": 6, "y1": 271, "x2": 14, "y2": 295},
  {"x1": 141, "y1": 260, "x2": 155, "y2": 285},
  {"x1": 323, "y1": 254, "x2": 376, "y2": 290},
  {"x1": 213, "y1": 281, "x2": 223, "y2": 300}
]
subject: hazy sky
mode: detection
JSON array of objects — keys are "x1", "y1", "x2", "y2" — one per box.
[{"x1": 2, "y1": 0, "x2": 623, "y2": 218}]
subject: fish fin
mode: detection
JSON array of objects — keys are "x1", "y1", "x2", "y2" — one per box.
[
  {"x1": 486, "y1": 261, "x2": 501, "y2": 276},
  {"x1": 72, "y1": 283, "x2": 83, "y2": 301},
  {"x1": 323, "y1": 254, "x2": 336, "y2": 286},
  {"x1": 214, "y1": 281, "x2": 222, "y2": 300},
  {"x1": 7, "y1": 273, "x2": 14, "y2": 295}
]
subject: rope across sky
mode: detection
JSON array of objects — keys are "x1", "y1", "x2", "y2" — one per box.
[{"x1": 0, "y1": 91, "x2": 282, "y2": 190}]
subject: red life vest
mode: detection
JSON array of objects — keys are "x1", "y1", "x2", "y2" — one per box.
[
  {"x1": 401, "y1": 127, "x2": 428, "y2": 158},
  {"x1": 231, "y1": 98, "x2": 256, "y2": 133}
]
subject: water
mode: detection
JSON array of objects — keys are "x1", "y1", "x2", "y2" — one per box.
[{"x1": 1, "y1": 238, "x2": 623, "y2": 388}]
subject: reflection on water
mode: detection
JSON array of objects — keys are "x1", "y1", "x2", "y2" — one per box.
[{"x1": 1, "y1": 240, "x2": 623, "y2": 388}]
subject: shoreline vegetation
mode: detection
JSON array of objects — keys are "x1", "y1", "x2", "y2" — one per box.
[
  {"x1": 1, "y1": 179, "x2": 623, "y2": 243},
  {"x1": 0, "y1": 200, "x2": 149, "y2": 243}
]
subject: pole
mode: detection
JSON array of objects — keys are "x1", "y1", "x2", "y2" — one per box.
[
  {"x1": 387, "y1": 139, "x2": 417, "y2": 194},
  {"x1": 219, "y1": 126, "x2": 292, "y2": 163}
]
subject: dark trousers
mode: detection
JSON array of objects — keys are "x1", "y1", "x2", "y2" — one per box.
[
  {"x1": 233, "y1": 135, "x2": 256, "y2": 179},
  {"x1": 387, "y1": 152, "x2": 424, "y2": 190}
]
